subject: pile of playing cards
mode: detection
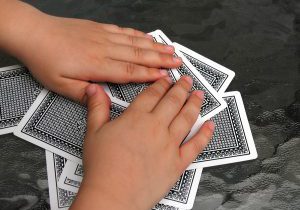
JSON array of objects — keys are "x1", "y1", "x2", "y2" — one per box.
[{"x1": 0, "y1": 30, "x2": 257, "y2": 210}]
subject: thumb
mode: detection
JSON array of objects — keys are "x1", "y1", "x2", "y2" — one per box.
[{"x1": 85, "y1": 84, "x2": 111, "y2": 133}]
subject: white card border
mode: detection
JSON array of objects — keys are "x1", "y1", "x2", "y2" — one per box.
[
  {"x1": 58, "y1": 159, "x2": 202, "y2": 209},
  {"x1": 149, "y1": 29, "x2": 227, "y2": 123},
  {"x1": 14, "y1": 89, "x2": 129, "y2": 164},
  {"x1": 0, "y1": 64, "x2": 23, "y2": 72},
  {"x1": 102, "y1": 83, "x2": 114, "y2": 99},
  {"x1": 173, "y1": 43, "x2": 235, "y2": 93},
  {"x1": 46, "y1": 151, "x2": 71, "y2": 210},
  {"x1": 187, "y1": 91, "x2": 258, "y2": 169},
  {"x1": 58, "y1": 160, "x2": 82, "y2": 193},
  {"x1": 159, "y1": 168, "x2": 202, "y2": 209}
]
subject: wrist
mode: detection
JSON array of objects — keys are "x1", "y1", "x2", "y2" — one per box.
[{"x1": 70, "y1": 179, "x2": 140, "y2": 210}]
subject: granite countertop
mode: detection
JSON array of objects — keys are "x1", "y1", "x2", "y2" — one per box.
[{"x1": 0, "y1": 0, "x2": 299, "y2": 209}]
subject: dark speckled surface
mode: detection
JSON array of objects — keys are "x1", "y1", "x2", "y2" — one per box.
[{"x1": 0, "y1": 0, "x2": 299, "y2": 209}]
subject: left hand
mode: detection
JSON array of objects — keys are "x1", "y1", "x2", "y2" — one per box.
[{"x1": 0, "y1": 1, "x2": 181, "y2": 103}]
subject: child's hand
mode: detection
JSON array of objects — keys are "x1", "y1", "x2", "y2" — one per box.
[
  {"x1": 23, "y1": 17, "x2": 180, "y2": 103},
  {"x1": 0, "y1": 1, "x2": 181, "y2": 103},
  {"x1": 71, "y1": 77, "x2": 215, "y2": 210}
]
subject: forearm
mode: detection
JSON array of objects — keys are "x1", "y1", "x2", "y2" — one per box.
[{"x1": 0, "y1": 0, "x2": 46, "y2": 59}]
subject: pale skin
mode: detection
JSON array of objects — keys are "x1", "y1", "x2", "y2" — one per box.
[{"x1": 0, "y1": 1, "x2": 215, "y2": 209}]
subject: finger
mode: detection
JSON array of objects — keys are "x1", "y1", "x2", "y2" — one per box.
[
  {"x1": 169, "y1": 91, "x2": 204, "y2": 144},
  {"x1": 127, "y1": 77, "x2": 172, "y2": 112},
  {"x1": 100, "y1": 24, "x2": 148, "y2": 39},
  {"x1": 106, "y1": 44, "x2": 182, "y2": 68},
  {"x1": 85, "y1": 84, "x2": 111, "y2": 133},
  {"x1": 152, "y1": 76, "x2": 193, "y2": 125},
  {"x1": 87, "y1": 59, "x2": 169, "y2": 83},
  {"x1": 179, "y1": 121, "x2": 215, "y2": 170},
  {"x1": 107, "y1": 33, "x2": 174, "y2": 54},
  {"x1": 50, "y1": 78, "x2": 90, "y2": 104}
]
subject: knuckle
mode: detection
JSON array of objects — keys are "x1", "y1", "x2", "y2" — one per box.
[
  {"x1": 192, "y1": 139, "x2": 202, "y2": 154},
  {"x1": 146, "y1": 79, "x2": 169, "y2": 98},
  {"x1": 124, "y1": 27, "x2": 134, "y2": 34},
  {"x1": 159, "y1": 78, "x2": 171, "y2": 89},
  {"x1": 131, "y1": 28, "x2": 143, "y2": 36},
  {"x1": 147, "y1": 86, "x2": 163, "y2": 98},
  {"x1": 89, "y1": 100, "x2": 104, "y2": 112},
  {"x1": 159, "y1": 54, "x2": 173, "y2": 63},
  {"x1": 159, "y1": 53, "x2": 168, "y2": 62},
  {"x1": 110, "y1": 24, "x2": 121, "y2": 31},
  {"x1": 132, "y1": 29, "x2": 140, "y2": 36},
  {"x1": 174, "y1": 159, "x2": 184, "y2": 176},
  {"x1": 133, "y1": 47, "x2": 143, "y2": 58},
  {"x1": 166, "y1": 93, "x2": 181, "y2": 106},
  {"x1": 139, "y1": 38, "x2": 152, "y2": 48},
  {"x1": 182, "y1": 110, "x2": 196, "y2": 126},
  {"x1": 126, "y1": 109, "x2": 142, "y2": 121},
  {"x1": 128, "y1": 35, "x2": 136, "y2": 45},
  {"x1": 153, "y1": 42, "x2": 165, "y2": 51},
  {"x1": 152, "y1": 41, "x2": 158, "y2": 49},
  {"x1": 178, "y1": 79, "x2": 192, "y2": 91},
  {"x1": 189, "y1": 96, "x2": 201, "y2": 111},
  {"x1": 83, "y1": 19, "x2": 95, "y2": 26},
  {"x1": 199, "y1": 131, "x2": 211, "y2": 143},
  {"x1": 154, "y1": 42, "x2": 163, "y2": 49},
  {"x1": 125, "y1": 63, "x2": 136, "y2": 76}
]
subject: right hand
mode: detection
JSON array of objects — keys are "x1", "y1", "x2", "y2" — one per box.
[{"x1": 71, "y1": 77, "x2": 215, "y2": 210}]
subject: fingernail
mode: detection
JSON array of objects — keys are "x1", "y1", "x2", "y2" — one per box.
[
  {"x1": 164, "y1": 45, "x2": 174, "y2": 53},
  {"x1": 145, "y1": 34, "x2": 153, "y2": 40},
  {"x1": 86, "y1": 84, "x2": 97, "y2": 97},
  {"x1": 173, "y1": 57, "x2": 182, "y2": 63},
  {"x1": 193, "y1": 90, "x2": 204, "y2": 99},
  {"x1": 160, "y1": 69, "x2": 169, "y2": 76},
  {"x1": 183, "y1": 76, "x2": 193, "y2": 85},
  {"x1": 207, "y1": 120, "x2": 215, "y2": 131}
]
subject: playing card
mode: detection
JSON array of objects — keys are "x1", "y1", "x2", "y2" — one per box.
[
  {"x1": 103, "y1": 82, "x2": 151, "y2": 104},
  {"x1": 58, "y1": 160, "x2": 83, "y2": 193},
  {"x1": 46, "y1": 151, "x2": 76, "y2": 210},
  {"x1": 58, "y1": 158, "x2": 202, "y2": 209},
  {"x1": 105, "y1": 30, "x2": 226, "y2": 123},
  {"x1": 159, "y1": 168, "x2": 202, "y2": 209},
  {"x1": 148, "y1": 30, "x2": 226, "y2": 122},
  {"x1": 187, "y1": 91, "x2": 257, "y2": 169},
  {"x1": 153, "y1": 203, "x2": 179, "y2": 210},
  {"x1": 14, "y1": 89, "x2": 128, "y2": 164},
  {"x1": 51, "y1": 152, "x2": 194, "y2": 210},
  {"x1": 0, "y1": 65, "x2": 42, "y2": 135},
  {"x1": 173, "y1": 43, "x2": 235, "y2": 93}
]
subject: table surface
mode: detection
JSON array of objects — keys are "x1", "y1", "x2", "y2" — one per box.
[{"x1": 0, "y1": 0, "x2": 299, "y2": 209}]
